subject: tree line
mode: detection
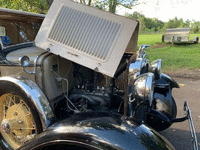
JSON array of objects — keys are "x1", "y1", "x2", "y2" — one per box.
[
  {"x1": 0, "y1": 0, "x2": 136, "y2": 13},
  {"x1": 0, "y1": 0, "x2": 199, "y2": 33},
  {"x1": 126, "y1": 12, "x2": 200, "y2": 34}
]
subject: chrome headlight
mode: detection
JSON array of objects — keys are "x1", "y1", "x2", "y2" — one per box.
[
  {"x1": 133, "y1": 73, "x2": 154, "y2": 105},
  {"x1": 149, "y1": 59, "x2": 162, "y2": 80}
]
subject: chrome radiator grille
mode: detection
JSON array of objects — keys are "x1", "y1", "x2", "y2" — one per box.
[{"x1": 47, "y1": 6, "x2": 122, "y2": 61}]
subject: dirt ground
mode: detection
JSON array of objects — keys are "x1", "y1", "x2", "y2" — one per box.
[
  {"x1": 165, "y1": 68, "x2": 200, "y2": 79},
  {"x1": 161, "y1": 77, "x2": 200, "y2": 150}
]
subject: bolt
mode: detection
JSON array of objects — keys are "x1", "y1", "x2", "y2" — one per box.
[
  {"x1": 94, "y1": 67, "x2": 98, "y2": 71},
  {"x1": 18, "y1": 121, "x2": 23, "y2": 124},
  {"x1": 46, "y1": 48, "x2": 50, "y2": 51}
]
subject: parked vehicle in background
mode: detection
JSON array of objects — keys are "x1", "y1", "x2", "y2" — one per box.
[
  {"x1": 0, "y1": 0, "x2": 198, "y2": 149},
  {"x1": 162, "y1": 28, "x2": 199, "y2": 44}
]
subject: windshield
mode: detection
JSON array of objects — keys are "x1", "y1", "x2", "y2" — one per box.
[{"x1": 0, "y1": 10, "x2": 44, "y2": 48}]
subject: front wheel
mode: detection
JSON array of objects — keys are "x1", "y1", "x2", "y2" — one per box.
[{"x1": 0, "y1": 82, "x2": 42, "y2": 149}]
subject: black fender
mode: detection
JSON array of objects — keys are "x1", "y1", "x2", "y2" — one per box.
[
  {"x1": 149, "y1": 73, "x2": 178, "y2": 131},
  {"x1": 18, "y1": 112, "x2": 175, "y2": 150},
  {"x1": 157, "y1": 73, "x2": 179, "y2": 89},
  {"x1": 155, "y1": 73, "x2": 178, "y2": 118}
]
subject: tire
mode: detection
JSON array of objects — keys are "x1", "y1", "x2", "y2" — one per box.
[
  {"x1": 162, "y1": 35, "x2": 164, "y2": 42},
  {"x1": 171, "y1": 97, "x2": 177, "y2": 119},
  {"x1": 0, "y1": 82, "x2": 42, "y2": 150},
  {"x1": 194, "y1": 38, "x2": 199, "y2": 44}
]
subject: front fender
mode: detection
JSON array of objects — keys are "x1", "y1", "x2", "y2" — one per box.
[
  {"x1": 19, "y1": 112, "x2": 175, "y2": 150},
  {"x1": 0, "y1": 76, "x2": 55, "y2": 130},
  {"x1": 157, "y1": 73, "x2": 179, "y2": 89}
]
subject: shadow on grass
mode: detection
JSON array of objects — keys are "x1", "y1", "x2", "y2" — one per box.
[
  {"x1": 174, "y1": 42, "x2": 198, "y2": 46},
  {"x1": 161, "y1": 128, "x2": 200, "y2": 150}
]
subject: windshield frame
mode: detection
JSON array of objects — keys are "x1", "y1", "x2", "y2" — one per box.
[{"x1": 0, "y1": 7, "x2": 45, "y2": 50}]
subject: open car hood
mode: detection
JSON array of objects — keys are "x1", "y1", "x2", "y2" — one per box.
[{"x1": 35, "y1": 0, "x2": 139, "y2": 77}]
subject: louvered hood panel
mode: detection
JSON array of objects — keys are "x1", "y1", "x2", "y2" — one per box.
[{"x1": 35, "y1": 0, "x2": 139, "y2": 77}]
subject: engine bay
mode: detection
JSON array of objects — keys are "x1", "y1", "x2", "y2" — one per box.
[{"x1": 45, "y1": 54, "x2": 130, "y2": 120}]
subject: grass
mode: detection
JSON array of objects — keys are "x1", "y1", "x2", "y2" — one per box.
[
  {"x1": 138, "y1": 33, "x2": 200, "y2": 72},
  {"x1": 138, "y1": 34, "x2": 163, "y2": 46}
]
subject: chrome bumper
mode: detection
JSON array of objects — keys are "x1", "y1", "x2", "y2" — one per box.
[
  {"x1": 184, "y1": 101, "x2": 199, "y2": 150},
  {"x1": 171, "y1": 101, "x2": 198, "y2": 150}
]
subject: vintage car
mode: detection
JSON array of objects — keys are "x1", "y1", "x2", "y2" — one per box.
[{"x1": 0, "y1": 0, "x2": 198, "y2": 150}]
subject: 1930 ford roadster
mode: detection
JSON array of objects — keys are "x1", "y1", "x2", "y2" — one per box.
[{"x1": 0, "y1": 0, "x2": 198, "y2": 149}]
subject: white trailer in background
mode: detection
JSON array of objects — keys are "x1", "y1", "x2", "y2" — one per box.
[{"x1": 162, "y1": 28, "x2": 199, "y2": 44}]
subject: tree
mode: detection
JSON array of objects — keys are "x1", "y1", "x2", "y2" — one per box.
[
  {"x1": 128, "y1": 11, "x2": 144, "y2": 20},
  {"x1": 0, "y1": 0, "x2": 49, "y2": 13},
  {"x1": 191, "y1": 22, "x2": 200, "y2": 33},
  {"x1": 127, "y1": 12, "x2": 164, "y2": 32}
]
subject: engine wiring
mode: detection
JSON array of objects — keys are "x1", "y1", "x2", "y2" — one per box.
[{"x1": 52, "y1": 70, "x2": 80, "y2": 113}]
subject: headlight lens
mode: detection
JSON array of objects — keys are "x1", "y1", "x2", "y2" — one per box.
[
  {"x1": 133, "y1": 73, "x2": 154, "y2": 105},
  {"x1": 149, "y1": 59, "x2": 162, "y2": 80}
]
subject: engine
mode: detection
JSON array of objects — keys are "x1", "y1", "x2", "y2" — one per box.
[{"x1": 66, "y1": 64, "x2": 125, "y2": 115}]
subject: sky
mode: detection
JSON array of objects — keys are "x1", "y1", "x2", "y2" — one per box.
[{"x1": 116, "y1": 0, "x2": 200, "y2": 22}]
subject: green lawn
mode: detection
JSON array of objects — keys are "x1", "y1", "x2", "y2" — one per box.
[
  {"x1": 138, "y1": 34, "x2": 200, "y2": 71},
  {"x1": 138, "y1": 34, "x2": 163, "y2": 46}
]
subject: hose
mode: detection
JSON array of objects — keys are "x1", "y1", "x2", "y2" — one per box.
[{"x1": 69, "y1": 94, "x2": 106, "y2": 106}]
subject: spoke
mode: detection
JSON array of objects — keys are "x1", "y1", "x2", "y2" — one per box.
[
  {"x1": 12, "y1": 100, "x2": 23, "y2": 116},
  {"x1": 3, "y1": 102, "x2": 6, "y2": 119},
  {"x1": 12, "y1": 95, "x2": 16, "y2": 105},
  {"x1": 11, "y1": 128, "x2": 35, "y2": 130},
  {"x1": 8, "y1": 95, "x2": 12, "y2": 107}
]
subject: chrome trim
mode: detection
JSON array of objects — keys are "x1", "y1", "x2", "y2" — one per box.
[
  {"x1": 0, "y1": 76, "x2": 55, "y2": 130},
  {"x1": 129, "y1": 58, "x2": 142, "y2": 81},
  {"x1": 132, "y1": 73, "x2": 154, "y2": 105},
  {"x1": 184, "y1": 101, "x2": 198, "y2": 150},
  {"x1": 0, "y1": 38, "x2": 3, "y2": 49},
  {"x1": 19, "y1": 56, "x2": 36, "y2": 74},
  {"x1": 1, "y1": 42, "x2": 34, "y2": 50},
  {"x1": 129, "y1": 46, "x2": 149, "y2": 82},
  {"x1": 19, "y1": 56, "x2": 30, "y2": 68},
  {"x1": 129, "y1": 57, "x2": 149, "y2": 82},
  {"x1": 149, "y1": 59, "x2": 162, "y2": 80},
  {"x1": 137, "y1": 45, "x2": 151, "y2": 58}
]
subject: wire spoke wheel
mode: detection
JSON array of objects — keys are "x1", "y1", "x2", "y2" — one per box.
[
  {"x1": 0, "y1": 93, "x2": 37, "y2": 149},
  {"x1": 0, "y1": 82, "x2": 42, "y2": 150}
]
